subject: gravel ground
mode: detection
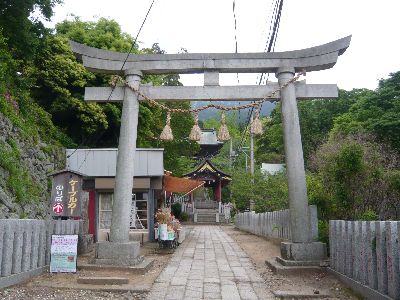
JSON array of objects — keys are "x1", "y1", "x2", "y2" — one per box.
[
  {"x1": 222, "y1": 225, "x2": 358, "y2": 299},
  {"x1": 0, "y1": 286, "x2": 147, "y2": 300},
  {"x1": 0, "y1": 240, "x2": 175, "y2": 300}
]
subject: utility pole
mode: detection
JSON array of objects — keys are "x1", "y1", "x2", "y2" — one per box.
[
  {"x1": 250, "y1": 117, "x2": 255, "y2": 176},
  {"x1": 241, "y1": 147, "x2": 249, "y2": 171},
  {"x1": 249, "y1": 116, "x2": 255, "y2": 210},
  {"x1": 229, "y1": 139, "x2": 233, "y2": 169}
]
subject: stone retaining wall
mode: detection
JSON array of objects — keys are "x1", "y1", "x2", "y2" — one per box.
[
  {"x1": 235, "y1": 205, "x2": 318, "y2": 241},
  {"x1": 0, "y1": 219, "x2": 81, "y2": 289},
  {"x1": 329, "y1": 220, "x2": 400, "y2": 300}
]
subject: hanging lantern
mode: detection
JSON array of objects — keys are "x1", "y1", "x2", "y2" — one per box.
[
  {"x1": 160, "y1": 112, "x2": 173, "y2": 141},
  {"x1": 251, "y1": 108, "x2": 263, "y2": 136},
  {"x1": 217, "y1": 112, "x2": 230, "y2": 142},
  {"x1": 189, "y1": 113, "x2": 201, "y2": 141}
]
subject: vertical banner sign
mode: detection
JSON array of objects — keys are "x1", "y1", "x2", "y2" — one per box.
[
  {"x1": 50, "y1": 171, "x2": 82, "y2": 217},
  {"x1": 50, "y1": 235, "x2": 78, "y2": 273}
]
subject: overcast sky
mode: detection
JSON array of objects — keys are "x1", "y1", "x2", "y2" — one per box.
[{"x1": 47, "y1": 0, "x2": 400, "y2": 91}]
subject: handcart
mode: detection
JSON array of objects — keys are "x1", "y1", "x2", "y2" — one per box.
[{"x1": 157, "y1": 227, "x2": 178, "y2": 249}]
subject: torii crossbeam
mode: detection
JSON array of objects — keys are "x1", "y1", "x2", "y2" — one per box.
[{"x1": 70, "y1": 35, "x2": 351, "y2": 266}]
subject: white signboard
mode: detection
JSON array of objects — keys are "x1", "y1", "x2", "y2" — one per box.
[{"x1": 50, "y1": 235, "x2": 78, "y2": 273}]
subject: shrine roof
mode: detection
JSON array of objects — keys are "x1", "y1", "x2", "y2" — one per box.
[{"x1": 183, "y1": 159, "x2": 231, "y2": 181}]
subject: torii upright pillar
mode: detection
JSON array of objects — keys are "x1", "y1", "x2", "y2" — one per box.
[
  {"x1": 278, "y1": 67, "x2": 311, "y2": 243},
  {"x1": 95, "y1": 69, "x2": 143, "y2": 265},
  {"x1": 276, "y1": 68, "x2": 327, "y2": 264}
]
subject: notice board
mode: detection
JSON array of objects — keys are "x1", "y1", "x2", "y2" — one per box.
[{"x1": 50, "y1": 235, "x2": 78, "y2": 273}]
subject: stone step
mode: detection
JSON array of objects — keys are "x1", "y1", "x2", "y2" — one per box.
[
  {"x1": 197, "y1": 214, "x2": 217, "y2": 218},
  {"x1": 197, "y1": 216, "x2": 217, "y2": 223},
  {"x1": 77, "y1": 277, "x2": 129, "y2": 285},
  {"x1": 197, "y1": 218, "x2": 217, "y2": 222},
  {"x1": 196, "y1": 209, "x2": 218, "y2": 213}
]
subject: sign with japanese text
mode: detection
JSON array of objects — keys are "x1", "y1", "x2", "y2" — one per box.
[
  {"x1": 50, "y1": 235, "x2": 78, "y2": 273},
  {"x1": 50, "y1": 171, "x2": 82, "y2": 217}
]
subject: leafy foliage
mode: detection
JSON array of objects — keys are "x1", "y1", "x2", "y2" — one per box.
[
  {"x1": 229, "y1": 168, "x2": 288, "y2": 212},
  {"x1": 256, "y1": 89, "x2": 361, "y2": 164},
  {"x1": 331, "y1": 72, "x2": 400, "y2": 152},
  {"x1": 171, "y1": 202, "x2": 182, "y2": 219},
  {"x1": 0, "y1": 139, "x2": 42, "y2": 204},
  {"x1": 308, "y1": 133, "x2": 400, "y2": 220},
  {"x1": 0, "y1": 0, "x2": 62, "y2": 60}
]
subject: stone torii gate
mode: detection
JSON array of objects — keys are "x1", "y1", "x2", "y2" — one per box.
[{"x1": 70, "y1": 35, "x2": 351, "y2": 266}]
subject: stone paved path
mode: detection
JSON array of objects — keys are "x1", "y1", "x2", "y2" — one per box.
[{"x1": 147, "y1": 225, "x2": 274, "y2": 300}]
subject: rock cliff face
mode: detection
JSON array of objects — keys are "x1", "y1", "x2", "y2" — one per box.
[{"x1": 0, "y1": 112, "x2": 64, "y2": 219}]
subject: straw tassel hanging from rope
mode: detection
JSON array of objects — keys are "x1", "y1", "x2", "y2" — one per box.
[
  {"x1": 218, "y1": 112, "x2": 230, "y2": 141},
  {"x1": 189, "y1": 113, "x2": 201, "y2": 141},
  {"x1": 160, "y1": 112, "x2": 173, "y2": 141},
  {"x1": 250, "y1": 108, "x2": 263, "y2": 136}
]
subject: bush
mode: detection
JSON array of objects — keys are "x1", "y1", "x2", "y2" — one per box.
[
  {"x1": 171, "y1": 202, "x2": 182, "y2": 219},
  {"x1": 309, "y1": 133, "x2": 400, "y2": 220},
  {"x1": 180, "y1": 211, "x2": 189, "y2": 222},
  {"x1": 357, "y1": 209, "x2": 379, "y2": 221}
]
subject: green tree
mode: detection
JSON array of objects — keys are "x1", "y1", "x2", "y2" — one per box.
[
  {"x1": 332, "y1": 72, "x2": 400, "y2": 152},
  {"x1": 229, "y1": 168, "x2": 288, "y2": 212},
  {"x1": 28, "y1": 34, "x2": 110, "y2": 146},
  {"x1": 56, "y1": 18, "x2": 199, "y2": 173},
  {"x1": 0, "y1": 0, "x2": 62, "y2": 60},
  {"x1": 309, "y1": 133, "x2": 400, "y2": 220},
  {"x1": 256, "y1": 89, "x2": 364, "y2": 164}
]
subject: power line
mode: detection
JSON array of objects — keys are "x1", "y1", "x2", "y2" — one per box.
[
  {"x1": 236, "y1": 0, "x2": 282, "y2": 151},
  {"x1": 107, "y1": 0, "x2": 156, "y2": 101},
  {"x1": 232, "y1": 0, "x2": 239, "y2": 54},
  {"x1": 68, "y1": 1, "x2": 156, "y2": 170},
  {"x1": 234, "y1": 0, "x2": 284, "y2": 167},
  {"x1": 232, "y1": 0, "x2": 241, "y2": 124}
]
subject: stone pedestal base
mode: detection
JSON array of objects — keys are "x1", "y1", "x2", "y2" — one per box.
[
  {"x1": 92, "y1": 241, "x2": 142, "y2": 266},
  {"x1": 280, "y1": 241, "x2": 327, "y2": 262},
  {"x1": 266, "y1": 242, "x2": 327, "y2": 274}
]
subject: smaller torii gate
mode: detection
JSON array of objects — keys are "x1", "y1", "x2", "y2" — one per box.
[{"x1": 70, "y1": 35, "x2": 351, "y2": 266}]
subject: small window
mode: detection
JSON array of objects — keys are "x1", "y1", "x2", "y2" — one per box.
[
  {"x1": 99, "y1": 193, "x2": 113, "y2": 229},
  {"x1": 99, "y1": 192, "x2": 149, "y2": 230},
  {"x1": 130, "y1": 192, "x2": 148, "y2": 229}
]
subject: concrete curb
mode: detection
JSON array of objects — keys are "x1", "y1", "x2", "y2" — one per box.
[
  {"x1": 34, "y1": 281, "x2": 150, "y2": 294},
  {"x1": 327, "y1": 268, "x2": 392, "y2": 300},
  {"x1": 78, "y1": 258, "x2": 154, "y2": 274},
  {"x1": 272, "y1": 290, "x2": 331, "y2": 299},
  {"x1": 77, "y1": 277, "x2": 129, "y2": 285},
  {"x1": 0, "y1": 266, "x2": 47, "y2": 289}
]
